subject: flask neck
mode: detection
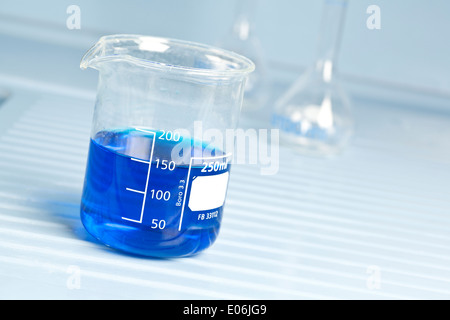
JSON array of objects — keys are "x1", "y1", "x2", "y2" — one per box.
[
  {"x1": 313, "y1": 0, "x2": 348, "y2": 82},
  {"x1": 231, "y1": 0, "x2": 258, "y2": 41}
]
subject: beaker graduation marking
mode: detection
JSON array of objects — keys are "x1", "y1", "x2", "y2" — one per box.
[{"x1": 122, "y1": 127, "x2": 156, "y2": 224}]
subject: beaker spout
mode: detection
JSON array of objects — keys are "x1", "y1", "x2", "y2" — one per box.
[
  {"x1": 80, "y1": 35, "x2": 138, "y2": 70},
  {"x1": 80, "y1": 38, "x2": 105, "y2": 70}
]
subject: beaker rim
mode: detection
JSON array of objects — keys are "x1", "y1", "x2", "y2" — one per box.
[{"x1": 81, "y1": 34, "x2": 255, "y2": 77}]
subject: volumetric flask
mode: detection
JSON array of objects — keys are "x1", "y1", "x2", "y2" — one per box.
[
  {"x1": 80, "y1": 34, "x2": 254, "y2": 258},
  {"x1": 272, "y1": 0, "x2": 353, "y2": 156}
]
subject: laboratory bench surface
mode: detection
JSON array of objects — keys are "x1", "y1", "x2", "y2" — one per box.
[{"x1": 1, "y1": 37, "x2": 450, "y2": 300}]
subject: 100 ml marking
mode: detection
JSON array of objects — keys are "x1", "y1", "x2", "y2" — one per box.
[
  {"x1": 122, "y1": 129, "x2": 156, "y2": 224},
  {"x1": 122, "y1": 128, "x2": 178, "y2": 226}
]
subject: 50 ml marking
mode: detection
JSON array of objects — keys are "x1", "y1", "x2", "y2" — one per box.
[{"x1": 122, "y1": 128, "x2": 156, "y2": 224}]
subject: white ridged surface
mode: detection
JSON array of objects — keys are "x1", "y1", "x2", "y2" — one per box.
[{"x1": 0, "y1": 82, "x2": 449, "y2": 300}]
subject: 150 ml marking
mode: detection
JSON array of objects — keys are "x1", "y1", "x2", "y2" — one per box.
[{"x1": 122, "y1": 128, "x2": 156, "y2": 224}]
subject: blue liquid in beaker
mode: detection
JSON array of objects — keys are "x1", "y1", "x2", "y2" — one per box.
[{"x1": 80, "y1": 128, "x2": 230, "y2": 258}]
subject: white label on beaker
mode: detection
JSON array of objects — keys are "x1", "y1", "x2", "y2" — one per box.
[{"x1": 188, "y1": 172, "x2": 229, "y2": 211}]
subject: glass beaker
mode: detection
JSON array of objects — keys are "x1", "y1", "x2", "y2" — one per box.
[
  {"x1": 271, "y1": 0, "x2": 353, "y2": 156},
  {"x1": 79, "y1": 34, "x2": 254, "y2": 258}
]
